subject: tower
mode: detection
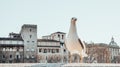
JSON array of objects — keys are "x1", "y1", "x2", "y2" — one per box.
[{"x1": 20, "y1": 24, "x2": 37, "y2": 62}]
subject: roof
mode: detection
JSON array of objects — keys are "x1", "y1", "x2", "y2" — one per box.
[
  {"x1": 22, "y1": 24, "x2": 37, "y2": 28},
  {"x1": 37, "y1": 39, "x2": 60, "y2": 42},
  {"x1": 52, "y1": 31, "x2": 66, "y2": 34},
  {"x1": 109, "y1": 37, "x2": 119, "y2": 47},
  {"x1": 87, "y1": 43, "x2": 109, "y2": 47},
  {"x1": 9, "y1": 32, "x2": 20, "y2": 35},
  {"x1": 0, "y1": 37, "x2": 23, "y2": 41}
]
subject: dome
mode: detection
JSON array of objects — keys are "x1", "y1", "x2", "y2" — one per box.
[{"x1": 109, "y1": 37, "x2": 119, "y2": 47}]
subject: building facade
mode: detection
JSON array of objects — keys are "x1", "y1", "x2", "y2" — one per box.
[
  {"x1": 0, "y1": 24, "x2": 120, "y2": 63},
  {"x1": 39, "y1": 32, "x2": 68, "y2": 63},
  {"x1": 0, "y1": 33, "x2": 24, "y2": 63},
  {"x1": 37, "y1": 39, "x2": 62, "y2": 63},
  {"x1": 20, "y1": 24, "x2": 37, "y2": 63},
  {"x1": 85, "y1": 37, "x2": 120, "y2": 63},
  {"x1": 109, "y1": 37, "x2": 120, "y2": 63},
  {"x1": 86, "y1": 43, "x2": 110, "y2": 63}
]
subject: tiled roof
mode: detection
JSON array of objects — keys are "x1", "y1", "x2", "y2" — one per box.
[{"x1": 37, "y1": 39, "x2": 60, "y2": 42}]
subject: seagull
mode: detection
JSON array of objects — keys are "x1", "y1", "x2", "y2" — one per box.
[{"x1": 65, "y1": 17, "x2": 87, "y2": 63}]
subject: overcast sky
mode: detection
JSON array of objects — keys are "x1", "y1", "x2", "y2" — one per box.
[{"x1": 0, "y1": 0, "x2": 120, "y2": 46}]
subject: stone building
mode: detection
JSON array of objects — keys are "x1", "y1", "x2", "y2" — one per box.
[
  {"x1": 0, "y1": 24, "x2": 69, "y2": 63},
  {"x1": 38, "y1": 32, "x2": 68, "y2": 63},
  {"x1": 0, "y1": 33, "x2": 24, "y2": 63},
  {"x1": 37, "y1": 39, "x2": 61, "y2": 63},
  {"x1": 0, "y1": 24, "x2": 37, "y2": 63},
  {"x1": 20, "y1": 24, "x2": 37, "y2": 63}
]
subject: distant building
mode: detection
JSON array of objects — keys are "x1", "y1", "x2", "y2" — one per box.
[
  {"x1": 0, "y1": 33, "x2": 24, "y2": 63},
  {"x1": 0, "y1": 24, "x2": 120, "y2": 63},
  {"x1": 86, "y1": 43, "x2": 110, "y2": 63},
  {"x1": 37, "y1": 39, "x2": 61, "y2": 63},
  {"x1": 86, "y1": 37, "x2": 120, "y2": 63},
  {"x1": 109, "y1": 37, "x2": 120, "y2": 63},
  {"x1": 20, "y1": 24, "x2": 37, "y2": 63},
  {"x1": 38, "y1": 32, "x2": 68, "y2": 63}
]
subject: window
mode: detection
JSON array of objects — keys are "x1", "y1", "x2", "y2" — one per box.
[
  {"x1": 3, "y1": 55, "x2": 5, "y2": 58},
  {"x1": 64, "y1": 49, "x2": 66, "y2": 52},
  {"x1": 32, "y1": 41, "x2": 34, "y2": 43},
  {"x1": 62, "y1": 35, "x2": 64, "y2": 39},
  {"x1": 58, "y1": 34, "x2": 60, "y2": 38},
  {"x1": 44, "y1": 49, "x2": 47, "y2": 53},
  {"x1": 61, "y1": 43, "x2": 63, "y2": 46},
  {"x1": 27, "y1": 41, "x2": 29, "y2": 43},
  {"x1": 27, "y1": 49, "x2": 29, "y2": 51},
  {"x1": 52, "y1": 49, "x2": 55, "y2": 53},
  {"x1": 16, "y1": 55, "x2": 19, "y2": 59},
  {"x1": 30, "y1": 35, "x2": 32, "y2": 38},
  {"x1": 39, "y1": 49, "x2": 41, "y2": 52},
  {"x1": 30, "y1": 29, "x2": 32, "y2": 32},
  {"x1": 10, "y1": 55, "x2": 12, "y2": 58},
  {"x1": 31, "y1": 49, "x2": 35, "y2": 51},
  {"x1": 31, "y1": 55, "x2": 34, "y2": 58},
  {"x1": 56, "y1": 49, "x2": 59, "y2": 53},
  {"x1": 26, "y1": 55, "x2": 29, "y2": 59}
]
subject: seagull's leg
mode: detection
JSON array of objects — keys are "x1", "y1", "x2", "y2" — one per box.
[
  {"x1": 80, "y1": 55, "x2": 83, "y2": 63},
  {"x1": 79, "y1": 54, "x2": 82, "y2": 63}
]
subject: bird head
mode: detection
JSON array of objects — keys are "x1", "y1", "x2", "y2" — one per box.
[{"x1": 71, "y1": 17, "x2": 77, "y2": 23}]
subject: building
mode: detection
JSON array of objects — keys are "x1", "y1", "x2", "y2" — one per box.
[
  {"x1": 0, "y1": 24, "x2": 120, "y2": 63},
  {"x1": 109, "y1": 37, "x2": 120, "y2": 63},
  {"x1": 0, "y1": 24, "x2": 37, "y2": 63},
  {"x1": 38, "y1": 32, "x2": 68, "y2": 63},
  {"x1": 85, "y1": 37, "x2": 120, "y2": 63},
  {"x1": 0, "y1": 24, "x2": 68, "y2": 63},
  {"x1": 86, "y1": 43, "x2": 110, "y2": 63},
  {"x1": 0, "y1": 33, "x2": 24, "y2": 63},
  {"x1": 20, "y1": 24, "x2": 37, "y2": 63},
  {"x1": 37, "y1": 39, "x2": 61, "y2": 63}
]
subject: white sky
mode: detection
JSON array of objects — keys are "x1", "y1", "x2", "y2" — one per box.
[{"x1": 0, "y1": 0, "x2": 120, "y2": 46}]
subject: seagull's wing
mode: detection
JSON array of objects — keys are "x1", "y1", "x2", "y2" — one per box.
[
  {"x1": 78, "y1": 38, "x2": 88, "y2": 57},
  {"x1": 78, "y1": 38, "x2": 84, "y2": 49}
]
